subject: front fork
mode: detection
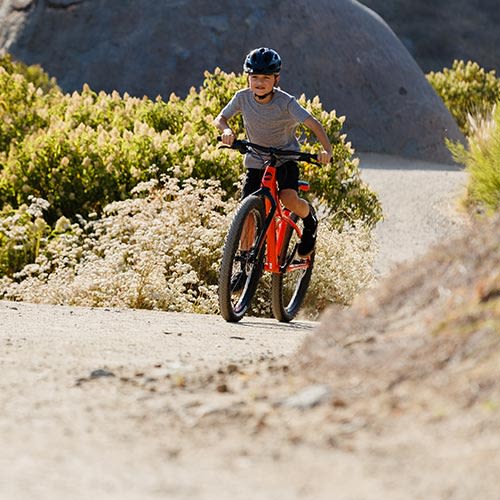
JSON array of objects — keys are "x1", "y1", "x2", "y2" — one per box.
[
  {"x1": 246, "y1": 189, "x2": 306, "y2": 274},
  {"x1": 264, "y1": 199, "x2": 303, "y2": 274}
]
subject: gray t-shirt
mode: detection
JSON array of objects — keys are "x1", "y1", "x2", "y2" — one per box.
[{"x1": 221, "y1": 88, "x2": 312, "y2": 169}]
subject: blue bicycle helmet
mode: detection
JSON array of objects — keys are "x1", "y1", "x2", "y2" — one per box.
[{"x1": 243, "y1": 47, "x2": 282, "y2": 75}]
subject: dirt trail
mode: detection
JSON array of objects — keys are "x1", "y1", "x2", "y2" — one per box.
[
  {"x1": 358, "y1": 153, "x2": 468, "y2": 275},
  {"x1": 0, "y1": 301, "x2": 317, "y2": 500},
  {"x1": 0, "y1": 154, "x2": 477, "y2": 499}
]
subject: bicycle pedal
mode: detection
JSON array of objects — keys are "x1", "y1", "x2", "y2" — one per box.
[{"x1": 279, "y1": 245, "x2": 298, "y2": 272}]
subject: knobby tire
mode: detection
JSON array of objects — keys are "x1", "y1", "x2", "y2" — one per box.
[
  {"x1": 271, "y1": 214, "x2": 314, "y2": 322},
  {"x1": 218, "y1": 195, "x2": 265, "y2": 322}
]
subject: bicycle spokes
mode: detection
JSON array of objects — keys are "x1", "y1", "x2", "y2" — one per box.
[
  {"x1": 271, "y1": 217, "x2": 314, "y2": 322},
  {"x1": 281, "y1": 230, "x2": 304, "y2": 295},
  {"x1": 219, "y1": 196, "x2": 265, "y2": 322},
  {"x1": 230, "y1": 251, "x2": 250, "y2": 294},
  {"x1": 230, "y1": 209, "x2": 259, "y2": 290}
]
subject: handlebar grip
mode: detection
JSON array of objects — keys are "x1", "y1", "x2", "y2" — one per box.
[{"x1": 216, "y1": 136, "x2": 249, "y2": 154}]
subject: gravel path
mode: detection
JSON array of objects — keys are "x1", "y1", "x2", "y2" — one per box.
[
  {"x1": 0, "y1": 301, "x2": 315, "y2": 500},
  {"x1": 0, "y1": 154, "x2": 471, "y2": 499},
  {"x1": 359, "y1": 153, "x2": 468, "y2": 275}
]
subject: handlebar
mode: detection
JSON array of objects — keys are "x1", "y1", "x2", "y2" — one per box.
[{"x1": 217, "y1": 137, "x2": 320, "y2": 165}]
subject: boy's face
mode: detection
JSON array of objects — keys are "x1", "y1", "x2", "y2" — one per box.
[{"x1": 248, "y1": 74, "x2": 279, "y2": 98}]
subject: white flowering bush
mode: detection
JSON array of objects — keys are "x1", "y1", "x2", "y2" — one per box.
[
  {"x1": 249, "y1": 220, "x2": 375, "y2": 319},
  {"x1": 1, "y1": 178, "x2": 234, "y2": 311},
  {"x1": 307, "y1": 220, "x2": 375, "y2": 309},
  {"x1": 1, "y1": 178, "x2": 375, "y2": 316}
]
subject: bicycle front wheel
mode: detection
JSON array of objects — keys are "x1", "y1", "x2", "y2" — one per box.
[
  {"x1": 271, "y1": 214, "x2": 314, "y2": 322},
  {"x1": 218, "y1": 195, "x2": 266, "y2": 322}
]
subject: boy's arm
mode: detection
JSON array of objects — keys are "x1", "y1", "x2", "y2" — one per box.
[
  {"x1": 213, "y1": 113, "x2": 236, "y2": 146},
  {"x1": 303, "y1": 116, "x2": 333, "y2": 164}
]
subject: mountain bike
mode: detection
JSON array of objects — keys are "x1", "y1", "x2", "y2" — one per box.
[{"x1": 218, "y1": 139, "x2": 321, "y2": 323}]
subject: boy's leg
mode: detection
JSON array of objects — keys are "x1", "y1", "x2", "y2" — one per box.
[
  {"x1": 279, "y1": 189, "x2": 317, "y2": 257},
  {"x1": 277, "y1": 162, "x2": 318, "y2": 258},
  {"x1": 279, "y1": 189, "x2": 309, "y2": 217},
  {"x1": 240, "y1": 168, "x2": 263, "y2": 250}
]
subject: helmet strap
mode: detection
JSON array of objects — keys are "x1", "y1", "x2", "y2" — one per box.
[{"x1": 254, "y1": 89, "x2": 275, "y2": 100}]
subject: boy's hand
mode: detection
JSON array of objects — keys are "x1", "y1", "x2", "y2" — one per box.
[
  {"x1": 318, "y1": 150, "x2": 332, "y2": 164},
  {"x1": 221, "y1": 128, "x2": 235, "y2": 146}
]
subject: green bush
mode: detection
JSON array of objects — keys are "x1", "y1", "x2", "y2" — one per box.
[
  {"x1": 0, "y1": 70, "x2": 47, "y2": 154},
  {"x1": 448, "y1": 106, "x2": 500, "y2": 213},
  {"x1": 0, "y1": 53, "x2": 58, "y2": 93},
  {"x1": 427, "y1": 60, "x2": 500, "y2": 135},
  {"x1": 0, "y1": 82, "x2": 186, "y2": 222},
  {"x1": 0, "y1": 62, "x2": 380, "y2": 223},
  {"x1": 0, "y1": 55, "x2": 59, "y2": 154},
  {"x1": 0, "y1": 57, "x2": 381, "y2": 277}
]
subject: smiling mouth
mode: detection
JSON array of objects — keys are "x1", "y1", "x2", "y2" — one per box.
[{"x1": 254, "y1": 89, "x2": 274, "y2": 100}]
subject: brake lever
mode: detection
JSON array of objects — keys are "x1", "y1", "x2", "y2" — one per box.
[
  {"x1": 233, "y1": 141, "x2": 249, "y2": 154},
  {"x1": 216, "y1": 136, "x2": 249, "y2": 154}
]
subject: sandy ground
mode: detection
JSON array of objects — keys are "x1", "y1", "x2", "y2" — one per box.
[
  {"x1": 358, "y1": 153, "x2": 469, "y2": 275},
  {"x1": 0, "y1": 302, "x2": 316, "y2": 500},
  {"x1": 0, "y1": 154, "x2": 474, "y2": 499}
]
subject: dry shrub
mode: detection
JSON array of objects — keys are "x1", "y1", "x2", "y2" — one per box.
[
  {"x1": 449, "y1": 104, "x2": 500, "y2": 213},
  {"x1": 1, "y1": 180, "x2": 375, "y2": 316},
  {"x1": 310, "y1": 220, "x2": 375, "y2": 309},
  {"x1": 298, "y1": 215, "x2": 500, "y2": 409},
  {"x1": 1, "y1": 178, "x2": 233, "y2": 312}
]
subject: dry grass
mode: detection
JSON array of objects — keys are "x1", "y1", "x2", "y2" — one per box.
[
  {"x1": 297, "y1": 214, "x2": 500, "y2": 417},
  {"x1": 0, "y1": 178, "x2": 376, "y2": 317}
]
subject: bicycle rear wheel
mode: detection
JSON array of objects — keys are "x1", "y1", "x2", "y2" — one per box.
[
  {"x1": 218, "y1": 195, "x2": 266, "y2": 322},
  {"x1": 271, "y1": 214, "x2": 314, "y2": 322}
]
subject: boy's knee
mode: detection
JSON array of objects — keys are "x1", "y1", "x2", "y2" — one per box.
[
  {"x1": 280, "y1": 189, "x2": 308, "y2": 216},
  {"x1": 279, "y1": 189, "x2": 298, "y2": 206}
]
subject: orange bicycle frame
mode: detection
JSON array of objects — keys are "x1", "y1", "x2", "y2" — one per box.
[{"x1": 255, "y1": 160, "x2": 311, "y2": 274}]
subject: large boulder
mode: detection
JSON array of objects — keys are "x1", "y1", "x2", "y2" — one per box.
[
  {"x1": 0, "y1": 0, "x2": 464, "y2": 163},
  {"x1": 360, "y1": 0, "x2": 500, "y2": 74}
]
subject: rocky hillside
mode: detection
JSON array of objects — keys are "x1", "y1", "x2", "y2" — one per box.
[
  {"x1": 0, "y1": 0, "x2": 463, "y2": 163},
  {"x1": 361, "y1": 0, "x2": 500, "y2": 73},
  {"x1": 303, "y1": 215, "x2": 500, "y2": 384}
]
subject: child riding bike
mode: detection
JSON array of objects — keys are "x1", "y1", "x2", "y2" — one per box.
[{"x1": 214, "y1": 47, "x2": 333, "y2": 264}]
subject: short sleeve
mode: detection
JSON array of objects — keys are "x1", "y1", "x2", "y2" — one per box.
[
  {"x1": 287, "y1": 97, "x2": 312, "y2": 123},
  {"x1": 220, "y1": 92, "x2": 242, "y2": 119}
]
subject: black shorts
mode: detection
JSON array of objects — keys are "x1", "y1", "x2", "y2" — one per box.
[{"x1": 241, "y1": 161, "x2": 299, "y2": 200}]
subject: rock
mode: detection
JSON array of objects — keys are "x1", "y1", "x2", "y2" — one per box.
[
  {"x1": 90, "y1": 369, "x2": 115, "y2": 379},
  {"x1": 11, "y1": 0, "x2": 34, "y2": 10},
  {"x1": 279, "y1": 384, "x2": 332, "y2": 409},
  {"x1": 0, "y1": 0, "x2": 465, "y2": 162},
  {"x1": 47, "y1": 0, "x2": 84, "y2": 6},
  {"x1": 360, "y1": 0, "x2": 500, "y2": 74}
]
